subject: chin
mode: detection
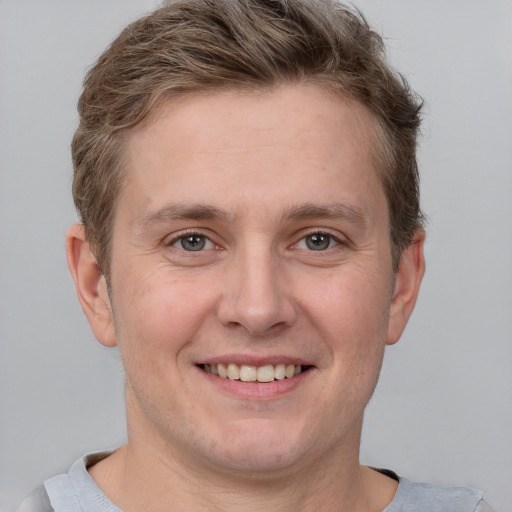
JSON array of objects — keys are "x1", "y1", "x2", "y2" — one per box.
[{"x1": 204, "y1": 418, "x2": 314, "y2": 475}]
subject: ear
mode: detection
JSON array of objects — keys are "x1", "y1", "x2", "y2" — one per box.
[
  {"x1": 66, "y1": 224, "x2": 117, "y2": 347},
  {"x1": 387, "y1": 230, "x2": 426, "y2": 345}
]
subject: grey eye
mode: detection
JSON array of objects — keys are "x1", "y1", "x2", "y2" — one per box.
[
  {"x1": 181, "y1": 235, "x2": 206, "y2": 251},
  {"x1": 305, "y1": 233, "x2": 331, "y2": 250}
]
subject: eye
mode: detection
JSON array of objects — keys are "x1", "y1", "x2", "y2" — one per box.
[
  {"x1": 295, "y1": 232, "x2": 340, "y2": 251},
  {"x1": 172, "y1": 233, "x2": 214, "y2": 251}
]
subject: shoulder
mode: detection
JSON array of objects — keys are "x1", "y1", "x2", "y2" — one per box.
[
  {"x1": 386, "y1": 474, "x2": 494, "y2": 512},
  {"x1": 15, "y1": 485, "x2": 53, "y2": 512},
  {"x1": 16, "y1": 451, "x2": 118, "y2": 512}
]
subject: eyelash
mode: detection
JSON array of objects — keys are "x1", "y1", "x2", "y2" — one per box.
[
  {"x1": 167, "y1": 229, "x2": 345, "y2": 252},
  {"x1": 168, "y1": 230, "x2": 217, "y2": 251},
  {"x1": 292, "y1": 230, "x2": 344, "y2": 251}
]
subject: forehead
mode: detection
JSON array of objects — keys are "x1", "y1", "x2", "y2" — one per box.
[
  {"x1": 119, "y1": 84, "x2": 386, "y2": 226},
  {"x1": 130, "y1": 85, "x2": 379, "y2": 162}
]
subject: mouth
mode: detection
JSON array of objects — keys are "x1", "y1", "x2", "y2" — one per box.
[{"x1": 198, "y1": 363, "x2": 312, "y2": 383}]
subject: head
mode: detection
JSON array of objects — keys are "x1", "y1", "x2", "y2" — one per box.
[
  {"x1": 71, "y1": 0, "x2": 423, "y2": 280},
  {"x1": 66, "y1": 0, "x2": 426, "y2": 481}
]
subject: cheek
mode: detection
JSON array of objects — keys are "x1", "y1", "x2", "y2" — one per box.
[
  {"x1": 111, "y1": 268, "x2": 217, "y2": 371},
  {"x1": 296, "y1": 264, "x2": 392, "y2": 405},
  {"x1": 302, "y1": 266, "x2": 392, "y2": 347}
]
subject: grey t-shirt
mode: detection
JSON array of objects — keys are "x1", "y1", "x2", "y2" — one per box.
[{"x1": 17, "y1": 452, "x2": 493, "y2": 512}]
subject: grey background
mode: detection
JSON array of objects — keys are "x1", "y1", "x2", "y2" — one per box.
[{"x1": 1, "y1": 1, "x2": 510, "y2": 510}]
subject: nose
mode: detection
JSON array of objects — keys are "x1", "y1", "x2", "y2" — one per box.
[{"x1": 216, "y1": 245, "x2": 297, "y2": 336}]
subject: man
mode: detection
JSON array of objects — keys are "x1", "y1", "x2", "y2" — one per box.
[{"x1": 17, "y1": 0, "x2": 492, "y2": 511}]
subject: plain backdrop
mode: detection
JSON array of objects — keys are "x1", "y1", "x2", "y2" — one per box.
[{"x1": 1, "y1": 1, "x2": 511, "y2": 511}]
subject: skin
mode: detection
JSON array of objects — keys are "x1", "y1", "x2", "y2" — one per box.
[{"x1": 67, "y1": 84, "x2": 425, "y2": 512}]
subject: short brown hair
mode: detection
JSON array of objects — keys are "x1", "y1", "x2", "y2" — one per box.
[{"x1": 72, "y1": 0, "x2": 423, "y2": 276}]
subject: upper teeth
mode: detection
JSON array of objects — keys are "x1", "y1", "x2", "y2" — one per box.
[{"x1": 203, "y1": 363, "x2": 303, "y2": 382}]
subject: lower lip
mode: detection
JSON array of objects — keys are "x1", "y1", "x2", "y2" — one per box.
[{"x1": 197, "y1": 366, "x2": 312, "y2": 400}]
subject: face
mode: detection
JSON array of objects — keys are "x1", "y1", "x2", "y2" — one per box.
[{"x1": 86, "y1": 85, "x2": 421, "y2": 477}]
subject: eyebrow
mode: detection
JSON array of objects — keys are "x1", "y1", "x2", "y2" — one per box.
[
  {"x1": 283, "y1": 202, "x2": 370, "y2": 225},
  {"x1": 139, "y1": 203, "x2": 230, "y2": 228},
  {"x1": 139, "y1": 201, "x2": 369, "y2": 228}
]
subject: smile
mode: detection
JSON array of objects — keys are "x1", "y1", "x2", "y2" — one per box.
[{"x1": 201, "y1": 363, "x2": 309, "y2": 383}]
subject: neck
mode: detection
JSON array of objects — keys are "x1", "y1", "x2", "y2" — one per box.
[{"x1": 89, "y1": 422, "x2": 396, "y2": 512}]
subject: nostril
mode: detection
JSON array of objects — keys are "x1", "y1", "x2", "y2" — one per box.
[{"x1": 217, "y1": 302, "x2": 297, "y2": 336}]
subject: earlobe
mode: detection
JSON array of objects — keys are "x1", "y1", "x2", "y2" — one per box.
[
  {"x1": 66, "y1": 224, "x2": 117, "y2": 347},
  {"x1": 387, "y1": 230, "x2": 426, "y2": 345}
]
